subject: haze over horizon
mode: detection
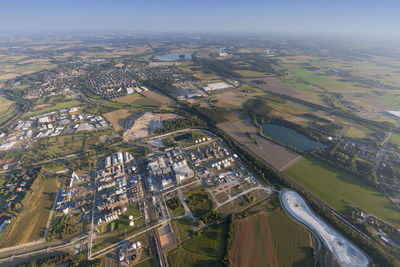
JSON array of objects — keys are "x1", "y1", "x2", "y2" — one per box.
[{"x1": 1, "y1": 0, "x2": 400, "y2": 39}]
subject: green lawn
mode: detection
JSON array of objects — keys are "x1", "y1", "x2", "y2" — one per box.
[
  {"x1": 167, "y1": 223, "x2": 227, "y2": 267},
  {"x1": 285, "y1": 156, "x2": 400, "y2": 227}
]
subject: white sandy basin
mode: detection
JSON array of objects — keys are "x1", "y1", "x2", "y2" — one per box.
[{"x1": 281, "y1": 190, "x2": 369, "y2": 267}]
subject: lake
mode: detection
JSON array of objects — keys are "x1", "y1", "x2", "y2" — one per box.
[
  {"x1": 261, "y1": 123, "x2": 324, "y2": 150},
  {"x1": 12, "y1": 80, "x2": 21, "y2": 88},
  {"x1": 154, "y1": 53, "x2": 192, "y2": 60}
]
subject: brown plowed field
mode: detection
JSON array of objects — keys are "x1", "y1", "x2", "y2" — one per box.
[
  {"x1": 231, "y1": 212, "x2": 277, "y2": 267},
  {"x1": 142, "y1": 90, "x2": 174, "y2": 104},
  {"x1": 243, "y1": 76, "x2": 324, "y2": 105}
]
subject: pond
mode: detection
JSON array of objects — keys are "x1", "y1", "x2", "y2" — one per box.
[
  {"x1": 261, "y1": 123, "x2": 325, "y2": 150},
  {"x1": 12, "y1": 80, "x2": 21, "y2": 88},
  {"x1": 154, "y1": 53, "x2": 192, "y2": 60}
]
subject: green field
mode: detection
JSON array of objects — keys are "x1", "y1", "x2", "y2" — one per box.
[
  {"x1": 391, "y1": 133, "x2": 400, "y2": 147},
  {"x1": 24, "y1": 100, "x2": 82, "y2": 118},
  {"x1": 185, "y1": 186, "x2": 214, "y2": 218},
  {"x1": 167, "y1": 223, "x2": 227, "y2": 267},
  {"x1": 234, "y1": 69, "x2": 266, "y2": 78},
  {"x1": 378, "y1": 94, "x2": 400, "y2": 109},
  {"x1": 231, "y1": 208, "x2": 313, "y2": 267},
  {"x1": 268, "y1": 208, "x2": 314, "y2": 266},
  {"x1": 115, "y1": 93, "x2": 144, "y2": 104},
  {"x1": 0, "y1": 173, "x2": 59, "y2": 247},
  {"x1": 0, "y1": 96, "x2": 12, "y2": 115},
  {"x1": 285, "y1": 156, "x2": 400, "y2": 226},
  {"x1": 345, "y1": 126, "x2": 367, "y2": 139},
  {"x1": 173, "y1": 217, "x2": 194, "y2": 241},
  {"x1": 131, "y1": 96, "x2": 161, "y2": 109},
  {"x1": 283, "y1": 63, "x2": 364, "y2": 94},
  {"x1": 17, "y1": 133, "x2": 97, "y2": 164}
]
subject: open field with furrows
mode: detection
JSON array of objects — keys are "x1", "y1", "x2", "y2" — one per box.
[
  {"x1": 213, "y1": 86, "x2": 263, "y2": 109},
  {"x1": 0, "y1": 174, "x2": 59, "y2": 247},
  {"x1": 103, "y1": 109, "x2": 135, "y2": 131},
  {"x1": 167, "y1": 223, "x2": 227, "y2": 267},
  {"x1": 142, "y1": 90, "x2": 174, "y2": 105},
  {"x1": 217, "y1": 117, "x2": 302, "y2": 171},
  {"x1": 231, "y1": 209, "x2": 313, "y2": 267},
  {"x1": 285, "y1": 156, "x2": 400, "y2": 227}
]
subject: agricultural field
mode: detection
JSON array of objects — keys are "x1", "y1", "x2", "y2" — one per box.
[
  {"x1": 167, "y1": 223, "x2": 227, "y2": 267},
  {"x1": 234, "y1": 69, "x2": 267, "y2": 78},
  {"x1": 285, "y1": 156, "x2": 400, "y2": 227},
  {"x1": 185, "y1": 186, "x2": 214, "y2": 218},
  {"x1": 142, "y1": 90, "x2": 174, "y2": 105},
  {"x1": 391, "y1": 133, "x2": 400, "y2": 147},
  {"x1": 231, "y1": 209, "x2": 313, "y2": 267},
  {"x1": 0, "y1": 96, "x2": 12, "y2": 115},
  {"x1": 131, "y1": 96, "x2": 162, "y2": 109},
  {"x1": 243, "y1": 76, "x2": 324, "y2": 105},
  {"x1": 114, "y1": 94, "x2": 144, "y2": 105},
  {"x1": 103, "y1": 109, "x2": 135, "y2": 131},
  {"x1": 345, "y1": 126, "x2": 368, "y2": 139},
  {"x1": 0, "y1": 173, "x2": 60, "y2": 247},
  {"x1": 0, "y1": 59, "x2": 57, "y2": 84}
]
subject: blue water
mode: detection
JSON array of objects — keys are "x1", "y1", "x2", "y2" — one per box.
[
  {"x1": 261, "y1": 123, "x2": 325, "y2": 151},
  {"x1": 12, "y1": 81, "x2": 21, "y2": 88},
  {"x1": 154, "y1": 53, "x2": 192, "y2": 60}
]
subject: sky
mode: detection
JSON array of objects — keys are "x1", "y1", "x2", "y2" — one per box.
[{"x1": 1, "y1": 0, "x2": 399, "y2": 37}]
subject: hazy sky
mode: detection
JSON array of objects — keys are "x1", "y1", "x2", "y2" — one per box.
[{"x1": 1, "y1": 0, "x2": 399, "y2": 36}]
